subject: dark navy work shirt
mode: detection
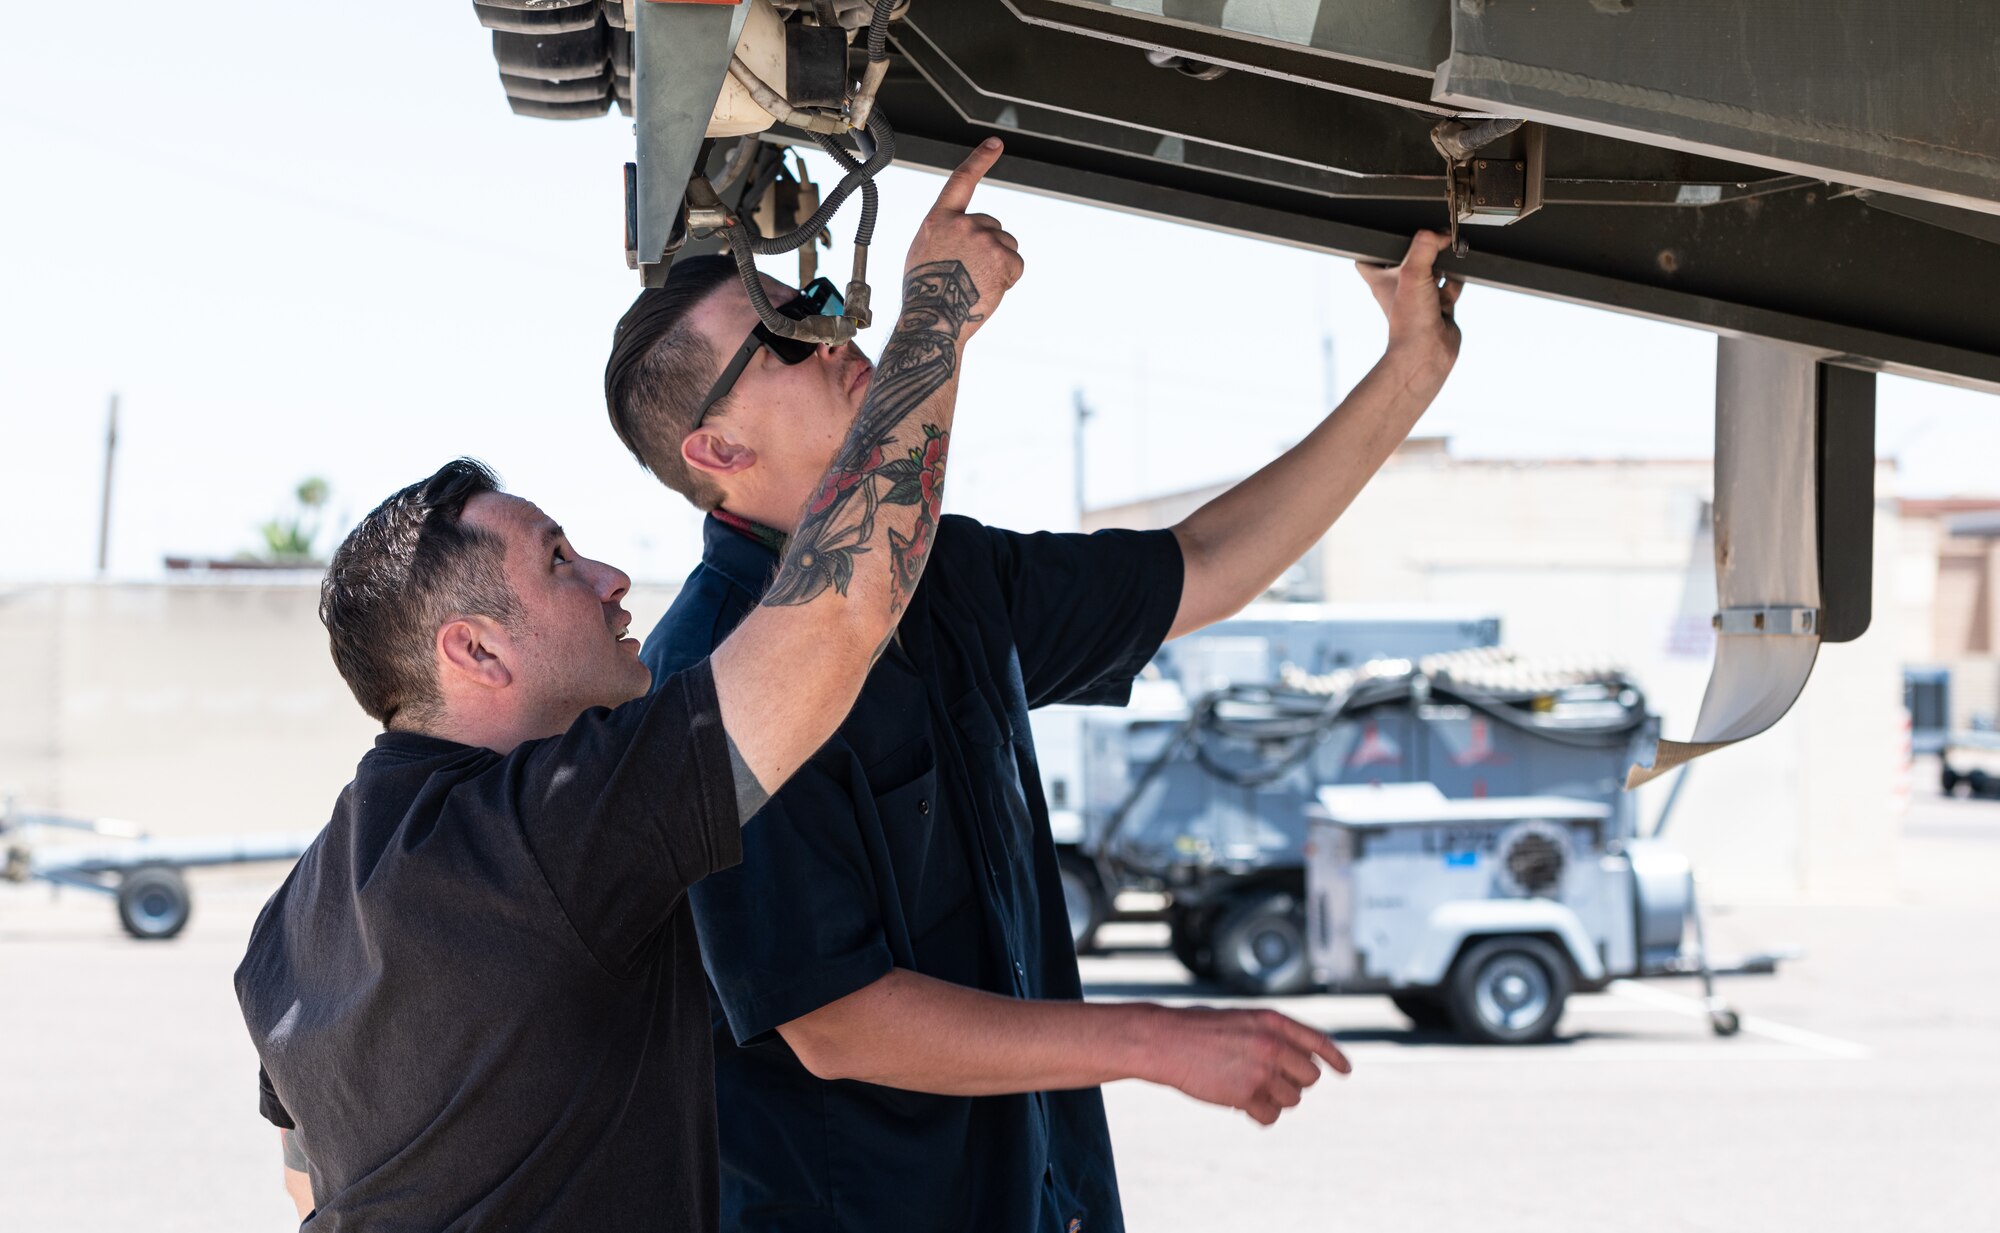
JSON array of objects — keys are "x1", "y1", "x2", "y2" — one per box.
[{"x1": 645, "y1": 513, "x2": 1183, "y2": 1233}]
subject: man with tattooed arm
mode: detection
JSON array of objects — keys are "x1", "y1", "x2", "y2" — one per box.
[
  {"x1": 234, "y1": 141, "x2": 1026, "y2": 1231},
  {"x1": 607, "y1": 135, "x2": 1462, "y2": 1232}
]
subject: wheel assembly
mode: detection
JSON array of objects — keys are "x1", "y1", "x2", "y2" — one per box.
[
  {"x1": 1209, "y1": 891, "x2": 1315, "y2": 997},
  {"x1": 116, "y1": 866, "x2": 193, "y2": 940},
  {"x1": 1446, "y1": 936, "x2": 1570, "y2": 1044},
  {"x1": 1389, "y1": 990, "x2": 1455, "y2": 1032},
  {"x1": 1056, "y1": 855, "x2": 1106, "y2": 955},
  {"x1": 1168, "y1": 906, "x2": 1219, "y2": 984}
]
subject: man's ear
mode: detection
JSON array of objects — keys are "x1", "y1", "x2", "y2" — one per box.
[
  {"x1": 436, "y1": 616, "x2": 513, "y2": 692},
  {"x1": 683, "y1": 427, "x2": 757, "y2": 478}
]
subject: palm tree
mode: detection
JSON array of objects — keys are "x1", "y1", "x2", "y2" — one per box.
[{"x1": 248, "y1": 477, "x2": 332, "y2": 565}]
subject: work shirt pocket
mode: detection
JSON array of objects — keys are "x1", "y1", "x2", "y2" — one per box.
[{"x1": 868, "y1": 740, "x2": 972, "y2": 950}]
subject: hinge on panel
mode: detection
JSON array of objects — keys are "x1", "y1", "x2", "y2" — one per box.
[{"x1": 1713, "y1": 606, "x2": 1819, "y2": 636}]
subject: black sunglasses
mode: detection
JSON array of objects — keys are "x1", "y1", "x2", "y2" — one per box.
[{"x1": 693, "y1": 278, "x2": 846, "y2": 426}]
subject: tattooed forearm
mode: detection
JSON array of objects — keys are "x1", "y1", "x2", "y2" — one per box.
[
  {"x1": 885, "y1": 424, "x2": 947, "y2": 613},
  {"x1": 762, "y1": 261, "x2": 976, "y2": 609}
]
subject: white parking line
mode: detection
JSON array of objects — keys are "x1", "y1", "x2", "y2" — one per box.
[{"x1": 1606, "y1": 980, "x2": 1872, "y2": 1060}]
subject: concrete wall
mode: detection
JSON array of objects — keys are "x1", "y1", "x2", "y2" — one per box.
[{"x1": 0, "y1": 579, "x2": 679, "y2": 840}]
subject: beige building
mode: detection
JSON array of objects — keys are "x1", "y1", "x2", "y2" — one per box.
[
  {"x1": 1087, "y1": 439, "x2": 1909, "y2": 904},
  {"x1": 1894, "y1": 499, "x2": 2000, "y2": 733}
]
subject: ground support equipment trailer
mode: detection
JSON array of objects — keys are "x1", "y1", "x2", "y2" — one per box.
[
  {"x1": 1036, "y1": 607, "x2": 1502, "y2": 952},
  {"x1": 1072, "y1": 649, "x2": 1659, "y2": 997},
  {"x1": 1305, "y1": 782, "x2": 1778, "y2": 1044},
  {"x1": 1, "y1": 800, "x2": 313, "y2": 940}
]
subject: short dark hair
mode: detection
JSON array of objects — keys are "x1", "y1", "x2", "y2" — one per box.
[
  {"x1": 319, "y1": 458, "x2": 522, "y2": 728},
  {"x1": 604, "y1": 254, "x2": 743, "y2": 511}
]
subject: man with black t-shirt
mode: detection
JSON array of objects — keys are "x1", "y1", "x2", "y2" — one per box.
[{"x1": 234, "y1": 141, "x2": 1021, "y2": 1230}]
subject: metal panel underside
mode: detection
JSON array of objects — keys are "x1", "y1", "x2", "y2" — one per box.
[
  {"x1": 588, "y1": 0, "x2": 2000, "y2": 391},
  {"x1": 1438, "y1": 0, "x2": 2000, "y2": 218},
  {"x1": 861, "y1": 4, "x2": 2000, "y2": 394},
  {"x1": 1007, "y1": 0, "x2": 1453, "y2": 112},
  {"x1": 1019, "y1": 0, "x2": 1449, "y2": 80}
]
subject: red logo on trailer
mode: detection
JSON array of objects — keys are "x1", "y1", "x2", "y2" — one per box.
[
  {"x1": 1450, "y1": 717, "x2": 1511, "y2": 767},
  {"x1": 1348, "y1": 722, "x2": 1401, "y2": 768}
]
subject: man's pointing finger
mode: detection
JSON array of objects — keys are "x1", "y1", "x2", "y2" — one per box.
[{"x1": 933, "y1": 138, "x2": 1004, "y2": 216}]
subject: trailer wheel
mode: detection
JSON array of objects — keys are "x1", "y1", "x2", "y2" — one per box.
[
  {"x1": 1941, "y1": 764, "x2": 1960, "y2": 795},
  {"x1": 1389, "y1": 991, "x2": 1455, "y2": 1032},
  {"x1": 1168, "y1": 908, "x2": 1218, "y2": 984},
  {"x1": 1057, "y1": 855, "x2": 1107, "y2": 955},
  {"x1": 1210, "y1": 891, "x2": 1315, "y2": 997},
  {"x1": 1446, "y1": 936, "x2": 1569, "y2": 1044},
  {"x1": 117, "y1": 866, "x2": 192, "y2": 940}
]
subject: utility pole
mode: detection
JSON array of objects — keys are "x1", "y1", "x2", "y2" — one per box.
[
  {"x1": 1071, "y1": 387, "x2": 1093, "y2": 530},
  {"x1": 96, "y1": 393, "x2": 119, "y2": 578},
  {"x1": 1317, "y1": 268, "x2": 1338, "y2": 409}
]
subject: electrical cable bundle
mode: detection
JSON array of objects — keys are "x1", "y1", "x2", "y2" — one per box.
[{"x1": 1099, "y1": 654, "x2": 1651, "y2": 853}]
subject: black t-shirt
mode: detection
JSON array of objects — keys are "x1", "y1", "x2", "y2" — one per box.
[
  {"x1": 645, "y1": 514, "x2": 1185, "y2": 1233},
  {"x1": 234, "y1": 661, "x2": 741, "y2": 1231}
]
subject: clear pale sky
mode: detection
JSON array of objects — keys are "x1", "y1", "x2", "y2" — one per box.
[{"x1": 4, "y1": 2, "x2": 1996, "y2": 584}]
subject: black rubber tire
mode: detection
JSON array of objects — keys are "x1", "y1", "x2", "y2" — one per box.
[
  {"x1": 1941, "y1": 765, "x2": 1960, "y2": 795},
  {"x1": 501, "y1": 70, "x2": 614, "y2": 105},
  {"x1": 116, "y1": 866, "x2": 192, "y2": 941},
  {"x1": 491, "y1": 26, "x2": 610, "y2": 82},
  {"x1": 506, "y1": 94, "x2": 612, "y2": 120},
  {"x1": 1169, "y1": 907, "x2": 1219, "y2": 985},
  {"x1": 1209, "y1": 891, "x2": 1316, "y2": 997},
  {"x1": 1057, "y1": 855, "x2": 1108, "y2": 955},
  {"x1": 1970, "y1": 770, "x2": 1995, "y2": 799},
  {"x1": 475, "y1": 3, "x2": 603, "y2": 34},
  {"x1": 1445, "y1": 936, "x2": 1569, "y2": 1045},
  {"x1": 1389, "y1": 990, "x2": 1455, "y2": 1032}
]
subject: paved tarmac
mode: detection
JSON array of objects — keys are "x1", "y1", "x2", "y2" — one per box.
[{"x1": 2, "y1": 789, "x2": 1995, "y2": 1231}]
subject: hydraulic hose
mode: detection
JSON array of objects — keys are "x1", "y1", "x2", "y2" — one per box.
[
  {"x1": 718, "y1": 113, "x2": 894, "y2": 343},
  {"x1": 866, "y1": 0, "x2": 896, "y2": 61},
  {"x1": 742, "y1": 108, "x2": 894, "y2": 255},
  {"x1": 1431, "y1": 117, "x2": 1527, "y2": 163},
  {"x1": 810, "y1": 126, "x2": 880, "y2": 325},
  {"x1": 849, "y1": 0, "x2": 900, "y2": 129},
  {"x1": 1433, "y1": 682, "x2": 1650, "y2": 750},
  {"x1": 728, "y1": 58, "x2": 849, "y2": 135},
  {"x1": 810, "y1": 127, "x2": 878, "y2": 249}
]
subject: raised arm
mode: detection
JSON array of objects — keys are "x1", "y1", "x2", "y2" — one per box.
[
  {"x1": 710, "y1": 139, "x2": 1023, "y2": 810},
  {"x1": 1166, "y1": 231, "x2": 1463, "y2": 639}
]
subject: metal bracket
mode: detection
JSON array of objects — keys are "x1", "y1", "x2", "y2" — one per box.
[
  {"x1": 683, "y1": 173, "x2": 734, "y2": 235},
  {"x1": 1712, "y1": 606, "x2": 1819, "y2": 636},
  {"x1": 1815, "y1": 363, "x2": 1878, "y2": 644},
  {"x1": 1431, "y1": 118, "x2": 1544, "y2": 255},
  {"x1": 633, "y1": 0, "x2": 754, "y2": 287}
]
